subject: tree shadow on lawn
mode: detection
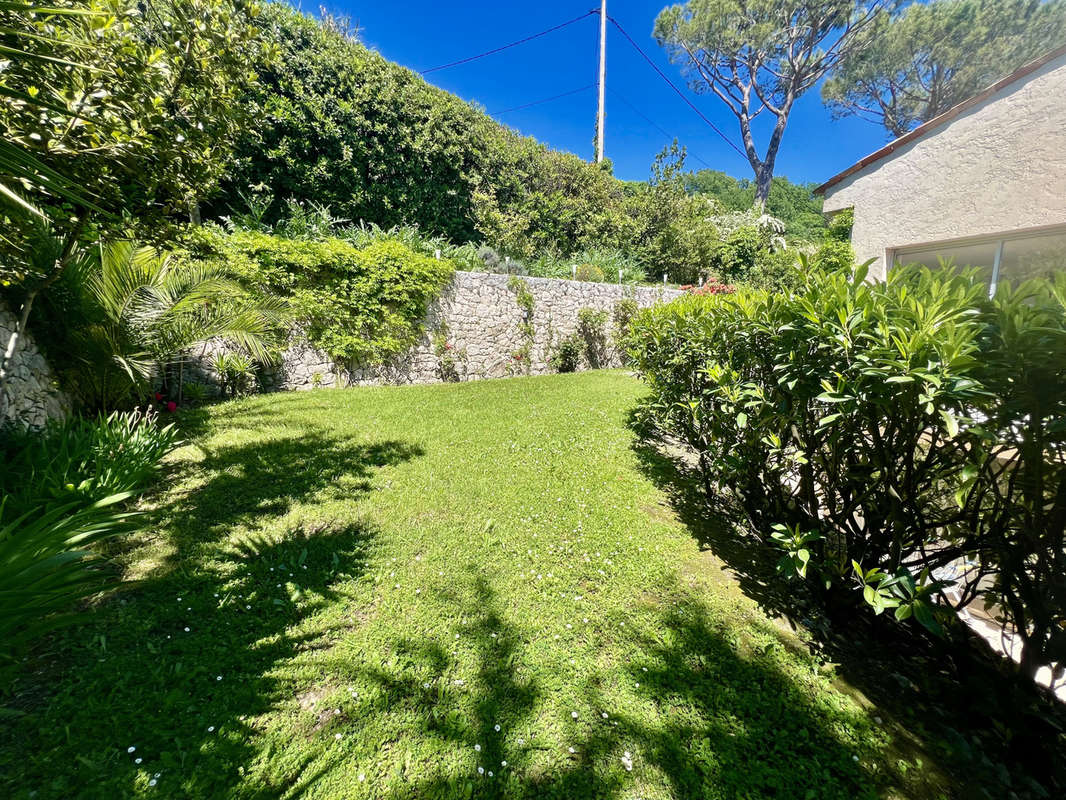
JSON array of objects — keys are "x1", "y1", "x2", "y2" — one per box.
[
  {"x1": 1, "y1": 427, "x2": 423, "y2": 799},
  {"x1": 627, "y1": 423, "x2": 1066, "y2": 798},
  {"x1": 350, "y1": 572, "x2": 888, "y2": 799}
]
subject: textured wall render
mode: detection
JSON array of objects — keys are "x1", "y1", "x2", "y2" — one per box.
[
  {"x1": 262, "y1": 271, "x2": 686, "y2": 390},
  {"x1": 821, "y1": 52, "x2": 1066, "y2": 279},
  {"x1": 0, "y1": 300, "x2": 69, "y2": 429}
]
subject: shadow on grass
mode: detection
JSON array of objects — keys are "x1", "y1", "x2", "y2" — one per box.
[
  {"x1": 349, "y1": 573, "x2": 884, "y2": 800},
  {"x1": 626, "y1": 417, "x2": 1066, "y2": 799},
  {"x1": 0, "y1": 423, "x2": 422, "y2": 799}
]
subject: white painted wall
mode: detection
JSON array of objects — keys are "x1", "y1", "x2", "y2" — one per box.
[{"x1": 821, "y1": 51, "x2": 1066, "y2": 279}]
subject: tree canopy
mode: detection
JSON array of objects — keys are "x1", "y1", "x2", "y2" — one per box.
[
  {"x1": 822, "y1": 0, "x2": 1066, "y2": 137},
  {"x1": 654, "y1": 0, "x2": 888, "y2": 205}
]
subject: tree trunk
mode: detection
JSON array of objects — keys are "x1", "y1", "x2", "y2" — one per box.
[{"x1": 753, "y1": 165, "x2": 774, "y2": 209}]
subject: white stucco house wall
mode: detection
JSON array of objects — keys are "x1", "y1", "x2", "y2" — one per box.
[{"x1": 816, "y1": 44, "x2": 1066, "y2": 286}]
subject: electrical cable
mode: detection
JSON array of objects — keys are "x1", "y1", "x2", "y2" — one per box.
[
  {"x1": 420, "y1": 9, "x2": 598, "y2": 75},
  {"x1": 606, "y1": 15, "x2": 747, "y2": 160},
  {"x1": 493, "y1": 84, "x2": 597, "y2": 115},
  {"x1": 606, "y1": 86, "x2": 714, "y2": 169}
]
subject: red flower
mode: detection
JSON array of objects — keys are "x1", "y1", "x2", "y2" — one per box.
[
  {"x1": 689, "y1": 281, "x2": 736, "y2": 296},
  {"x1": 166, "y1": 401, "x2": 177, "y2": 413},
  {"x1": 155, "y1": 392, "x2": 163, "y2": 401}
]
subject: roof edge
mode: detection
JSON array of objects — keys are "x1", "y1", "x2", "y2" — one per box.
[{"x1": 814, "y1": 42, "x2": 1066, "y2": 196}]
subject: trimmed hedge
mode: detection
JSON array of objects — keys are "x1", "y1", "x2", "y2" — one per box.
[{"x1": 628, "y1": 264, "x2": 1066, "y2": 680}]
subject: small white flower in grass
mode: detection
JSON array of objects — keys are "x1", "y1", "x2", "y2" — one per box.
[
  {"x1": 335, "y1": 733, "x2": 342, "y2": 740},
  {"x1": 635, "y1": 682, "x2": 640, "y2": 688},
  {"x1": 184, "y1": 627, "x2": 190, "y2": 632},
  {"x1": 501, "y1": 760, "x2": 507, "y2": 767},
  {"x1": 154, "y1": 773, "x2": 161, "y2": 779},
  {"x1": 135, "y1": 758, "x2": 142, "y2": 764},
  {"x1": 571, "y1": 711, "x2": 578, "y2": 719},
  {"x1": 246, "y1": 605, "x2": 251, "y2": 610},
  {"x1": 621, "y1": 752, "x2": 633, "y2": 771},
  {"x1": 455, "y1": 634, "x2": 460, "y2": 640},
  {"x1": 358, "y1": 773, "x2": 365, "y2": 782},
  {"x1": 852, "y1": 755, "x2": 859, "y2": 762},
  {"x1": 490, "y1": 633, "x2": 497, "y2": 639},
  {"x1": 566, "y1": 624, "x2": 572, "y2": 630},
  {"x1": 422, "y1": 682, "x2": 430, "y2": 689},
  {"x1": 601, "y1": 712, "x2": 608, "y2": 719},
  {"x1": 474, "y1": 744, "x2": 481, "y2": 752},
  {"x1": 583, "y1": 618, "x2": 589, "y2": 624},
  {"x1": 207, "y1": 726, "x2": 215, "y2": 732},
  {"x1": 149, "y1": 779, "x2": 157, "y2": 787},
  {"x1": 216, "y1": 675, "x2": 222, "y2": 681},
  {"x1": 128, "y1": 746, "x2": 136, "y2": 753},
  {"x1": 494, "y1": 724, "x2": 501, "y2": 732},
  {"x1": 477, "y1": 766, "x2": 484, "y2": 775},
  {"x1": 642, "y1": 667, "x2": 648, "y2": 672},
  {"x1": 488, "y1": 770, "x2": 494, "y2": 777},
  {"x1": 568, "y1": 747, "x2": 575, "y2": 754}
]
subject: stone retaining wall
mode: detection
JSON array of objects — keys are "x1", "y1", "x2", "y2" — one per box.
[
  {"x1": 0, "y1": 300, "x2": 69, "y2": 429},
  {"x1": 263, "y1": 271, "x2": 686, "y2": 390}
]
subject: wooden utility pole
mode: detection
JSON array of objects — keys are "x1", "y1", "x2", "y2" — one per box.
[{"x1": 595, "y1": 0, "x2": 606, "y2": 163}]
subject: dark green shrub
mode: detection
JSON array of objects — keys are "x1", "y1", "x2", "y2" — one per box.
[
  {"x1": 708, "y1": 225, "x2": 767, "y2": 284},
  {"x1": 550, "y1": 334, "x2": 582, "y2": 373},
  {"x1": 612, "y1": 298, "x2": 639, "y2": 364},
  {"x1": 810, "y1": 239, "x2": 855, "y2": 273},
  {"x1": 628, "y1": 264, "x2": 1066, "y2": 680},
  {"x1": 826, "y1": 208, "x2": 854, "y2": 242}
]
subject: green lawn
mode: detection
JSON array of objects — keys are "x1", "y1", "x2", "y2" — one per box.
[{"x1": 2, "y1": 371, "x2": 952, "y2": 798}]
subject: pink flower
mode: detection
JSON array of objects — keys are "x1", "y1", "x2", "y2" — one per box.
[{"x1": 166, "y1": 401, "x2": 177, "y2": 413}]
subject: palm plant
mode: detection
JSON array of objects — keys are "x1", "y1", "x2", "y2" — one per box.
[{"x1": 83, "y1": 240, "x2": 286, "y2": 404}]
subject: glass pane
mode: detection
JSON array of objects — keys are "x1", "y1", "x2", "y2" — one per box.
[
  {"x1": 998, "y1": 231, "x2": 1066, "y2": 286},
  {"x1": 894, "y1": 240, "x2": 999, "y2": 283}
]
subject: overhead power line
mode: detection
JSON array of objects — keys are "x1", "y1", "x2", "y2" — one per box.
[
  {"x1": 494, "y1": 84, "x2": 596, "y2": 115},
  {"x1": 420, "y1": 10, "x2": 598, "y2": 75},
  {"x1": 606, "y1": 15, "x2": 747, "y2": 161},
  {"x1": 607, "y1": 86, "x2": 714, "y2": 170}
]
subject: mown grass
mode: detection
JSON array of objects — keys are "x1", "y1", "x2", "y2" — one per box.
[{"x1": 2, "y1": 371, "x2": 954, "y2": 798}]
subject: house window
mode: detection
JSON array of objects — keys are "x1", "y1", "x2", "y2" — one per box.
[{"x1": 891, "y1": 225, "x2": 1066, "y2": 296}]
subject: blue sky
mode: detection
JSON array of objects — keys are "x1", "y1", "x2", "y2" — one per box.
[{"x1": 320, "y1": 0, "x2": 891, "y2": 185}]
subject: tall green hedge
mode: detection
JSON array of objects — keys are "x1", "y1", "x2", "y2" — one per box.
[
  {"x1": 205, "y1": 5, "x2": 629, "y2": 256},
  {"x1": 627, "y1": 265, "x2": 1066, "y2": 681}
]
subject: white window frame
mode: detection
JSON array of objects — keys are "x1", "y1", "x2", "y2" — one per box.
[{"x1": 887, "y1": 222, "x2": 1066, "y2": 298}]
